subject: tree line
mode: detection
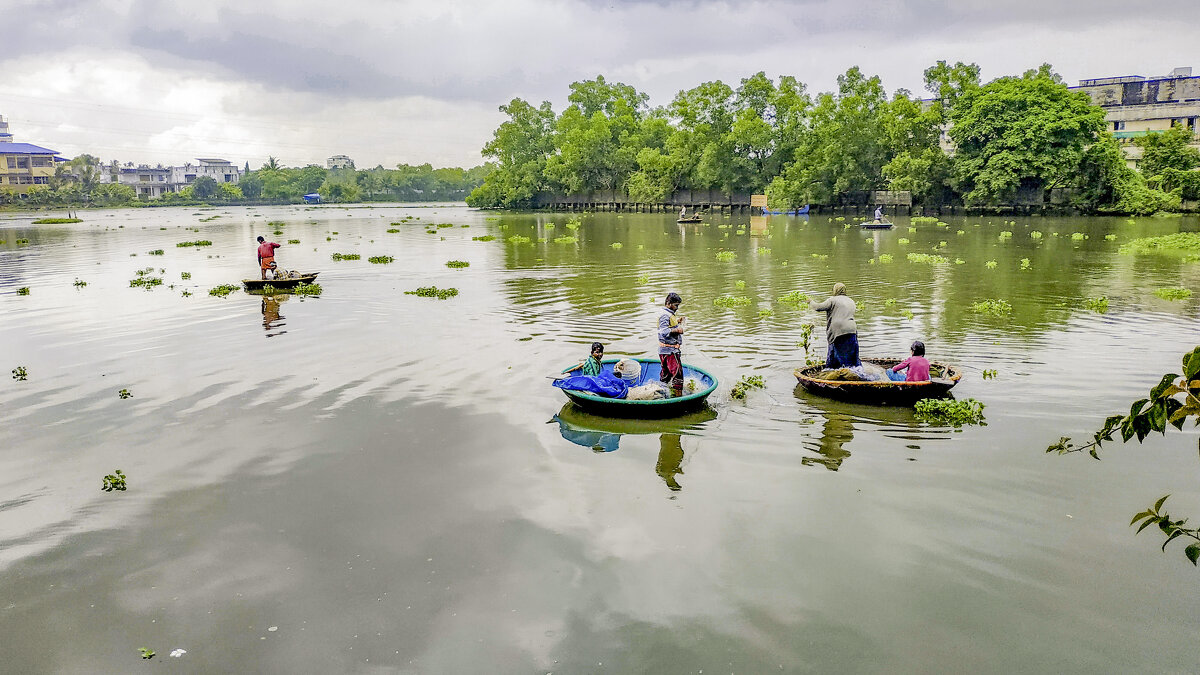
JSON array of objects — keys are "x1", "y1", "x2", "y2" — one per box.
[
  {"x1": 466, "y1": 64, "x2": 1200, "y2": 214},
  {"x1": 1, "y1": 155, "x2": 491, "y2": 207}
]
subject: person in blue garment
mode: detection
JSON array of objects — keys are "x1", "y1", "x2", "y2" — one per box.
[{"x1": 810, "y1": 283, "x2": 860, "y2": 368}]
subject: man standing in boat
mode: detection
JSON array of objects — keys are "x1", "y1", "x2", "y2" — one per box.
[
  {"x1": 658, "y1": 292, "x2": 686, "y2": 396},
  {"x1": 256, "y1": 235, "x2": 281, "y2": 280},
  {"x1": 873, "y1": 205, "x2": 884, "y2": 223}
]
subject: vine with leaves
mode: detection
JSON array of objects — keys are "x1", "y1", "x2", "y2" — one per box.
[{"x1": 1047, "y1": 346, "x2": 1200, "y2": 565}]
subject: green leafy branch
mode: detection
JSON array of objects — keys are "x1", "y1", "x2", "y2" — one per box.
[{"x1": 1130, "y1": 496, "x2": 1200, "y2": 565}]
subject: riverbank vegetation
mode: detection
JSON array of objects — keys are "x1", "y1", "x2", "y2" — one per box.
[{"x1": 467, "y1": 65, "x2": 1199, "y2": 215}]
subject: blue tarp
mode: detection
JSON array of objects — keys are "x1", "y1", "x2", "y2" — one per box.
[
  {"x1": 552, "y1": 372, "x2": 630, "y2": 399},
  {"x1": 302, "y1": 193, "x2": 321, "y2": 203},
  {"x1": 553, "y1": 416, "x2": 621, "y2": 452}
]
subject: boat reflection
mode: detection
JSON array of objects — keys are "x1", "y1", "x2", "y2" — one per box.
[
  {"x1": 794, "y1": 384, "x2": 930, "y2": 470},
  {"x1": 551, "y1": 403, "x2": 716, "y2": 492}
]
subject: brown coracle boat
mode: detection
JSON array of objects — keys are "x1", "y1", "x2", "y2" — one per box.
[{"x1": 794, "y1": 357, "x2": 961, "y2": 406}]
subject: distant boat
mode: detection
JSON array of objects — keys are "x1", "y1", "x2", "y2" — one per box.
[
  {"x1": 242, "y1": 272, "x2": 319, "y2": 291},
  {"x1": 762, "y1": 204, "x2": 809, "y2": 215},
  {"x1": 860, "y1": 221, "x2": 894, "y2": 230},
  {"x1": 302, "y1": 193, "x2": 321, "y2": 204}
]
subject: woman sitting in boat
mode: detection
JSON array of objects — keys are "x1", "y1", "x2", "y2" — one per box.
[
  {"x1": 886, "y1": 340, "x2": 931, "y2": 382},
  {"x1": 810, "y1": 283, "x2": 860, "y2": 368}
]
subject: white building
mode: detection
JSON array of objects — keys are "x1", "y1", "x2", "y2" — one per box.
[
  {"x1": 327, "y1": 154, "x2": 354, "y2": 169},
  {"x1": 169, "y1": 158, "x2": 241, "y2": 189},
  {"x1": 110, "y1": 163, "x2": 172, "y2": 199}
]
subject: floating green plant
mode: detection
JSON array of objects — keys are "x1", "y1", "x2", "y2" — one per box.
[
  {"x1": 908, "y1": 227, "x2": 917, "y2": 233},
  {"x1": 758, "y1": 308, "x2": 773, "y2": 317},
  {"x1": 956, "y1": 230, "x2": 965, "y2": 235},
  {"x1": 445, "y1": 260, "x2": 470, "y2": 268},
  {"x1": 12, "y1": 366, "x2": 27, "y2": 381},
  {"x1": 564, "y1": 218, "x2": 581, "y2": 230},
  {"x1": 16, "y1": 238, "x2": 31, "y2": 245},
  {"x1": 507, "y1": 235, "x2": 530, "y2": 243},
  {"x1": 436, "y1": 223, "x2": 454, "y2": 229},
  {"x1": 293, "y1": 283, "x2": 322, "y2": 296},
  {"x1": 911, "y1": 216, "x2": 939, "y2": 224},
  {"x1": 884, "y1": 298, "x2": 898, "y2": 307},
  {"x1": 1020, "y1": 258, "x2": 1031, "y2": 269},
  {"x1": 730, "y1": 374, "x2": 766, "y2": 400},
  {"x1": 1083, "y1": 296, "x2": 1109, "y2": 312},
  {"x1": 1071, "y1": 232, "x2": 1087, "y2": 241},
  {"x1": 1119, "y1": 232, "x2": 1200, "y2": 254},
  {"x1": 552, "y1": 235, "x2": 577, "y2": 244},
  {"x1": 180, "y1": 272, "x2": 191, "y2": 280},
  {"x1": 331, "y1": 253, "x2": 361, "y2": 261},
  {"x1": 386, "y1": 228, "x2": 400, "y2": 233},
  {"x1": 176, "y1": 240, "x2": 212, "y2": 247},
  {"x1": 406, "y1": 286, "x2": 458, "y2": 299},
  {"x1": 208, "y1": 284, "x2": 238, "y2": 297},
  {"x1": 1030, "y1": 231, "x2": 1043, "y2": 239},
  {"x1": 544, "y1": 223, "x2": 556, "y2": 229},
  {"x1": 129, "y1": 277, "x2": 163, "y2": 289},
  {"x1": 734, "y1": 280, "x2": 746, "y2": 290},
  {"x1": 810, "y1": 253, "x2": 829, "y2": 260},
  {"x1": 368, "y1": 255, "x2": 394, "y2": 264},
  {"x1": 998, "y1": 231, "x2": 1012, "y2": 240},
  {"x1": 118, "y1": 388, "x2": 132, "y2": 399},
  {"x1": 181, "y1": 290, "x2": 192, "y2": 297},
  {"x1": 970, "y1": 298, "x2": 1012, "y2": 315},
  {"x1": 611, "y1": 242, "x2": 622, "y2": 249},
  {"x1": 897, "y1": 238, "x2": 910, "y2": 245},
  {"x1": 914, "y1": 398, "x2": 986, "y2": 426},
  {"x1": 902, "y1": 309, "x2": 914, "y2": 319},
  {"x1": 985, "y1": 260, "x2": 998, "y2": 269},
  {"x1": 32, "y1": 217, "x2": 82, "y2": 224},
  {"x1": 138, "y1": 647, "x2": 154, "y2": 659},
  {"x1": 907, "y1": 253, "x2": 948, "y2": 264},
  {"x1": 1154, "y1": 287, "x2": 1192, "y2": 301},
  {"x1": 778, "y1": 290, "x2": 809, "y2": 305},
  {"x1": 713, "y1": 295, "x2": 753, "y2": 308},
  {"x1": 73, "y1": 279, "x2": 87, "y2": 287},
  {"x1": 1104, "y1": 234, "x2": 1117, "y2": 241},
  {"x1": 102, "y1": 469, "x2": 127, "y2": 492},
  {"x1": 148, "y1": 249, "x2": 164, "y2": 255},
  {"x1": 715, "y1": 251, "x2": 736, "y2": 262},
  {"x1": 472, "y1": 235, "x2": 496, "y2": 242},
  {"x1": 287, "y1": 239, "x2": 300, "y2": 244},
  {"x1": 876, "y1": 254, "x2": 894, "y2": 264},
  {"x1": 982, "y1": 369, "x2": 998, "y2": 379},
  {"x1": 637, "y1": 274, "x2": 650, "y2": 284},
  {"x1": 757, "y1": 247, "x2": 771, "y2": 255}
]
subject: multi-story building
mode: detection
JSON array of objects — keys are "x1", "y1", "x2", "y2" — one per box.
[
  {"x1": 110, "y1": 163, "x2": 172, "y2": 199},
  {"x1": 0, "y1": 143, "x2": 59, "y2": 190},
  {"x1": 327, "y1": 154, "x2": 354, "y2": 169},
  {"x1": 169, "y1": 158, "x2": 240, "y2": 190},
  {"x1": 1070, "y1": 67, "x2": 1200, "y2": 166},
  {"x1": 0, "y1": 114, "x2": 12, "y2": 143}
]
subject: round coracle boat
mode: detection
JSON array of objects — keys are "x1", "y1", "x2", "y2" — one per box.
[
  {"x1": 794, "y1": 357, "x2": 961, "y2": 406},
  {"x1": 555, "y1": 358, "x2": 718, "y2": 419}
]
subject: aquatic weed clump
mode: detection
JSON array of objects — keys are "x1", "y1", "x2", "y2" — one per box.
[
  {"x1": 1119, "y1": 232, "x2": 1200, "y2": 255},
  {"x1": 176, "y1": 240, "x2": 213, "y2": 247},
  {"x1": 368, "y1": 255, "x2": 395, "y2": 264},
  {"x1": 147, "y1": 249, "x2": 164, "y2": 255},
  {"x1": 553, "y1": 235, "x2": 577, "y2": 244},
  {"x1": 906, "y1": 253, "x2": 948, "y2": 264},
  {"x1": 715, "y1": 251, "x2": 736, "y2": 262},
  {"x1": 406, "y1": 286, "x2": 458, "y2": 299},
  {"x1": 16, "y1": 287, "x2": 30, "y2": 295},
  {"x1": 293, "y1": 283, "x2": 322, "y2": 296},
  {"x1": 101, "y1": 469, "x2": 127, "y2": 492},
  {"x1": 777, "y1": 290, "x2": 809, "y2": 305},
  {"x1": 33, "y1": 217, "x2": 82, "y2": 224},
  {"x1": 713, "y1": 295, "x2": 753, "y2": 308},
  {"x1": 208, "y1": 284, "x2": 239, "y2": 297},
  {"x1": 911, "y1": 216, "x2": 939, "y2": 225},
  {"x1": 1154, "y1": 287, "x2": 1192, "y2": 301},
  {"x1": 331, "y1": 253, "x2": 361, "y2": 261},
  {"x1": 445, "y1": 260, "x2": 470, "y2": 268},
  {"x1": 12, "y1": 366, "x2": 27, "y2": 381},
  {"x1": 129, "y1": 276, "x2": 163, "y2": 289},
  {"x1": 970, "y1": 298, "x2": 1012, "y2": 315},
  {"x1": 914, "y1": 398, "x2": 986, "y2": 427},
  {"x1": 1083, "y1": 296, "x2": 1109, "y2": 312},
  {"x1": 472, "y1": 235, "x2": 496, "y2": 242},
  {"x1": 730, "y1": 374, "x2": 766, "y2": 400},
  {"x1": 507, "y1": 235, "x2": 531, "y2": 244}
]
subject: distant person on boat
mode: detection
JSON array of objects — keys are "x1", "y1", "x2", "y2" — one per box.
[
  {"x1": 658, "y1": 292, "x2": 687, "y2": 396},
  {"x1": 811, "y1": 283, "x2": 860, "y2": 368},
  {"x1": 256, "y1": 235, "x2": 281, "y2": 280},
  {"x1": 680, "y1": 206, "x2": 687, "y2": 219},
  {"x1": 887, "y1": 340, "x2": 931, "y2": 382},
  {"x1": 873, "y1": 205, "x2": 884, "y2": 223}
]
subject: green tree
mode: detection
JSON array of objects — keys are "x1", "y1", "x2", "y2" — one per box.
[
  {"x1": 192, "y1": 175, "x2": 218, "y2": 199},
  {"x1": 881, "y1": 88, "x2": 949, "y2": 203},
  {"x1": 950, "y1": 64, "x2": 1105, "y2": 204},
  {"x1": 467, "y1": 98, "x2": 556, "y2": 208},
  {"x1": 239, "y1": 173, "x2": 263, "y2": 199},
  {"x1": 262, "y1": 156, "x2": 281, "y2": 171},
  {"x1": 67, "y1": 154, "x2": 103, "y2": 197},
  {"x1": 90, "y1": 183, "x2": 136, "y2": 205},
  {"x1": 1075, "y1": 133, "x2": 1178, "y2": 214},
  {"x1": 1134, "y1": 124, "x2": 1200, "y2": 177},
  {"x1": 544, "y1": 76, "x2": 651, "y2": 193}
]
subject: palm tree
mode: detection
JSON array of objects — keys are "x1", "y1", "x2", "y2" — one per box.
[{"x1": 263, "y1": 156, "x2": 281, "y2": 171}]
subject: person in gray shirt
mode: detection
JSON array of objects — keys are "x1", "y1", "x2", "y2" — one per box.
[{"x1": 810, "y1": 282, "x2": 860, "y2": 368}]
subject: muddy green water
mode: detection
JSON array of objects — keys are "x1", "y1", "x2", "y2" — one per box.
[{"x1": 1, "y1": 205, "x2": 1199, "y2": 673}]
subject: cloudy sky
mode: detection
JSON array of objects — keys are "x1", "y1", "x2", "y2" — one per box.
[{"x1": 3, "y1": 0, "x2": 1196, "y2": 170}]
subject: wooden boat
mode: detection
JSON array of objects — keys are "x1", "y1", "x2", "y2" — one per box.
[
  {"x1": 860, "y1": 221, "x2": 894, "y2": 230},
  {"x1": 241, "y1": 272, "x2": 319, "y2": 291},
  {"x1": 795, "y1": 357, "x2": 961, "y2": 406},
  {"x1": 677, "y1": 216, "x2": 703, "y2": 223},
  {"x1": 555, "y1": 358, "x2": 718, "y2": 418}
]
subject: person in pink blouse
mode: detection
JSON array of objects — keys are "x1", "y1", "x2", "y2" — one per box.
[{"x1": 887, "y1": 341, "x2": 931, "y2": 382}]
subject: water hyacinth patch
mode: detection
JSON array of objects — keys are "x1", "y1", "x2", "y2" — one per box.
[
  {"x1": 713, "y1": 295, "x2": 754, "y2": 308},
  {"x1": 730, "y1": 374, "x2": 766, "y2": 400},
  {"x1": 12, "y1": 366, "x2": 27, "y2": 380},
  {"x1": 118, "y1": 388, "x2": 132, "y2": 399},
  {"x1": 1020, "y1": 258, "x2": 1031, "y2": 269},
  {"x1": 130, "y1": 276, "x2": 163, "y2": 289},
  {"x1": 758, "y1": 308, "x2": 773, "y2": 317},
  {"x1": 914, "y1": 398, "x2": 986, "y2": 427},
  {"x1": 907, "y1": 253, "x2": 949, "y2": 264},
  {"x1": 1119, "y1": 232, "x2": 1200, "y2": 254},
  {"x1": 386, "y1": 228, "x2": 400, "y2": 233},
  {"x1": 758, "y1": 248, "x2": 771, "y2": 255},
  {"x1": 102, "y1": 469, "x2": 127, "y2": 492},
  {"x1": 148, "y1": 249, "x2": 164, "y2": 255},
  {"x1": 73, "y1": 278, "x2": 87, "y2": 287},
  {"x1": 610, "y1": 242, "x2": 622, "y2": 249},
  {"x1": 32, "y1": 217, "x2": 82, "y2": 224},
  {"x1": 1153, "y1": 287, "x2": 1192, "y2": 301},
  {"x1": 999, "y1": 231, "x2": 1012, "y2": 240},
  {"x1": 553, "y1": 235, "x2": 577, "y2": 244},
  {"x1": 970, "y1": 298, "x2": 1012, "y2": 315},
  {"x1": 877, "y1": 254, "x2": 894, "y2": 264},
  {"x1": 180, "y1": 272, "x2": 191, "y2": 279},
  {"x1": 293, "y1": 283, "x2": 322, "y2": 296},
  {"x1": 507, "y1": 235, "x2": 530, "y2": 243},
  {"x1": 1104, "y1": 234, "x2": 1117, "y2": 241},
  {"x1": 208, "y1": 284, "x2": 238, "y2": 297},
  {"x1": 176, "y1": 240, "x2": 212, "y2": 247},
  {"x1": 734, "y1": 280, "x2": 746, "y2": 290},
  {"x1": 368, "y1": 255, "x2": 394, "y2": 264},
  {"x1": 1084, "y1": 296, "x2": 1109, "y2": 312},
  {"x1": 1030, "y1": 231, "x2": 1043, "y2": 239},
  {"x1": 715, "y1": 251, "x2": 736, "y2": 262},
  {"x1": 911, "y1": 216, "x2": 939, "y2": 224},
  {"x1": 897, "y1": 238, "x2": 910, "y2": 245},
  {"x1": 985, "y1": 260, "x2": 998, "y2": 269},
  {"x1": 778, "y1": 290, "x2": 809, "y2": 305},
  {"x1": 445, "y1": 260, "x2": 470, "y2": 268},
  {"x1": 564, "y1": 218, "x2": 581, "y2": 230},
  {"x1": 637, "y1": 274, "x2": 650, "y2": 284},
  {"x1": 1071, "y1": 232, "x2": 1087, "y2": 241},
  {"x1": 331, "y1": 253, "x2": 361, "y2": 261},
  {"x1": 406, "y1": 286, "x2": 458, "y2": 299},
  {"x1": 288, "y1": 239, "x2": 300, "y2": 244}
]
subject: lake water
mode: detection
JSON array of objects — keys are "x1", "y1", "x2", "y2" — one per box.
[{"x1": 1, "y1": 204, "x2": 1199, "y2": 673}]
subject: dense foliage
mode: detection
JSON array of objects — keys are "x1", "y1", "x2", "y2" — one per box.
[{"x1": 469, "y1": 63, "x2": 1196, "y2": 214}]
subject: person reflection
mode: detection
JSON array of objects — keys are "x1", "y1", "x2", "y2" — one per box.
[
  {"x1": 261, "y1": 294, "x2": 287, "y2": 336},
  {"x1": 802, "y1": 411, "x2": 854, "y2": 471},
  {"x1": 656, "y1": 433, "x2": 684, "y2": 491}
]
